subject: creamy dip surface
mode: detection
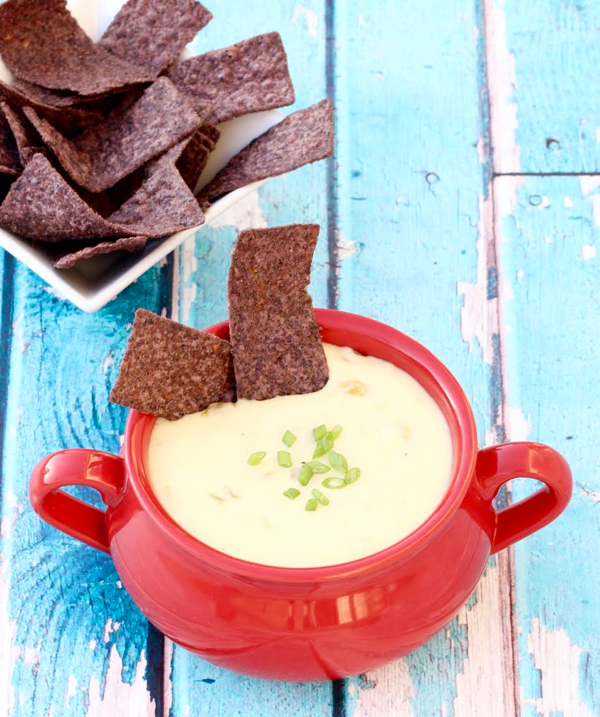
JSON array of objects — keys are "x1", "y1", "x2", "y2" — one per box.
[{"x1": 147, "y1": 344, "x2": 453, "y2": 568}]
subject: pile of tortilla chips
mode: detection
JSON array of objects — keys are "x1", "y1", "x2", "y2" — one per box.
[
  {"x1": 111, "y1": 223, "x2": 329, "y2": 418},
  {"x1": 0, "y1": 0, "x2": 334, "y2": 269}
]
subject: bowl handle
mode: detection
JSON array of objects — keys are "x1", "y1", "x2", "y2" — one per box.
[
  {"x1": 29, "y1": 449, "x2": 125, "y2": 553},
  {"x1": 475, "y1": 442, "x2": 572, "y2": 554}
]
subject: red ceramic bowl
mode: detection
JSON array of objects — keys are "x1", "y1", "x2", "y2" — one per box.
[{"x1": 29, "y1": 309, "x2": 572, "y2": 681}]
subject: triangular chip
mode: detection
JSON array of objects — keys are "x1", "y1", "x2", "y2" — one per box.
[
  {"x1": 100, "y1": 0, "x2": 213, "y2": 77},
  {"x1": 198, "y1": 100, "x2": 333, "y2": 208},
  {"x1": 228, "y1": 224, "x2": 328, "y2": 400},
  {"x1": 166, "y1": 33, "x2": 294, "y2": 124},
  {"x1": 108, "y1": 142, "x2": 205, "y2": 237},
  {"x1": 0, "y1": 154, "x2": 133, "y2": 241},
  {"x1": 176, "y1": 123, "x2": 219, "y2": 190},
  {"x1": 110, "y1": 309, "x2": 236, "y2": 420},
  {"x1": 51, "y1": 236, "x2": 148, "y2": 270},
  {"x1": 0, "y1": 0, "x2": 153, "y2": 96},
  {"x1": 25, "y1": 78, "x2": 202, "y2": 192},
  {"x1": 1, "y1": 104, "x2": 45, "y2": 166}
]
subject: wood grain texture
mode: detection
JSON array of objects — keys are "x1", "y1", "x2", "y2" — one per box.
[
  {"x1": 487, "y1": 0, "x2": 600, "y2": 173},
  {"x1": 0, "y1": 258, "x2": 172, "y2": 717},
  {"x1": 331, "y1": 1, "x2": 516, "y2": 715},
  {"x1": 495, "y1": 175, "x2": 600, "y2": 717},
  {"x1": 2, "y1": 0, "x2": 599, "y2": 715},
  {"x1": 168, "y1": 2, "x2": 335, "y2": 714}
]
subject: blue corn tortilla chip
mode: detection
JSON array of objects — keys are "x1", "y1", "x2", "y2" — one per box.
[
  {"x1": 110, "y1": 309, "x2": 236, "y2": 420},
  {"x1": 0, "y1": 103, "x2": 45, "y2": 166},
  {"x1": 24, "y1": 78, "x2": 202, "y2": 192},
  {"x1": 166, "y1": 32, "x2": 294, "y2": 124},
  {"x1": 0, "y1": 154, "x2": 135, "y2": 241},
  {"x1": 0, "y1": 111, "x2": 20, "y2": 174},
  {"x1": 176, "y1": 123, "x2": 219, "y2": 190},
  {"x1": 0, "y1": 79, "x2": 104, "y2": 136},
  {"x1": 228, "y1": 224, "x2": 328, "y2": 400},
  {"x1": 108, "y1": 141, "x2": 205, "y2": 237},
  {"x1": 100, "y1": 0, "x2": 213, "y2": 77},
  {"x1": 198, "y1": 99, "x2": 333, "y2": 208},
  {"x1": 0, "y1": 0, "x2": 154, "y2": 96},
  {"x1": 51, "y1": 236, "x2": 148, "y2": 270}
]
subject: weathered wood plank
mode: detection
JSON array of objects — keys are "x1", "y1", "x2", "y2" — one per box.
[
  {"x1": 486, "y1": 0, "x2": 600, "y2": 174},
  {"x1": 331, "y1": 1, "x2": 517, "y2": 715},
  {"x1": 0, "y1": 258, "x2": 172, "y2": 716},
  {"x1": 495, "y1": 175, "x2": 600, "y2": 717},
  {"x1": 168, "y1": 2, "x2": 334, "y2": 714}
]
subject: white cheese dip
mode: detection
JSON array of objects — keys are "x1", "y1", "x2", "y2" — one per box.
[{"x1": 147, "y1": 344, "x2": 453, "y2": 568}]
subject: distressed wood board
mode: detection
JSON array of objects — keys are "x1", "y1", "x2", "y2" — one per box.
[{"x1": 0, "y1": 1, "x2": 598, "y2": 716}]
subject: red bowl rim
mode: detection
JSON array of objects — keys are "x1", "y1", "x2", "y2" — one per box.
[{"x1": 123, "y1": 308, "x2": 478, "y2": 582}]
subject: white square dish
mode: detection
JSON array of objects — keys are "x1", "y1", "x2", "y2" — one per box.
[{"x1": 0, "y1": 0, "x2": 281, "y2": 312}]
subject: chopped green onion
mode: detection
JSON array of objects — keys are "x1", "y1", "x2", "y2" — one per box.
[
  {"x1": 330, "y1": 424, "x2": 344, "y2": 439},
  {"x1": 313, "y1": 424, "x2": 327, "y2": 441},
  {"x1": 282, "y1": 430, "x2": 297, "y2": 447},
  {"x1": 322, "y1": 476, "x2": 346, "y2": 489},
  {"x1": 306, "y1": 460, "x2": 330, "y2": 474},
  {"x1": 311, "y1": 488, "x2": 329, "y2": 506},
  {"x1": 283, "y1": 488, "x2": 301, "y2": 500},
  {"x1": 277, "y1": 451, "x2": 293, "y2": 467},
  {"x1": 247, "y1": 451, "x2": 266, "y2": 465},
  {"x1": 305, "y1": 498, "x2": 319, "y2": 511},
  {"x1": 298, "y1": 463, "x2": 313, "y2": 486},
  {"x1": 313, "y1": 432, "x2": 334, "y2": 458},
  {"x1": 328, "y1": 450, "x2": 348, "y2": 472},
  {"x1": 344, "y1": 467, "x2": 361, "y2": 484}
]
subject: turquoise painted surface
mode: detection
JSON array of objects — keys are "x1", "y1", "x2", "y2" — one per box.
[
  {"x1": 497, "y1": 176, "x2": 600, "y2": 716},
  {"x1": 1, "y1": 0, "x2": 599, "y2": 715},
  {"x1": 492, "y1": 0, "x2": 600, "y2": 173},
  {"x1": 331, "y1": 1, "x2": 506, "y2": 714},
  {"x1": 0, "y1": 260, "x2": 172, "y2": 715}
]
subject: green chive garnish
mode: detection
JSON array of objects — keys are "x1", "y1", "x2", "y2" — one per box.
[
  {"x1": 344, "y1": 467, "x2": 361, "y2": 484},
  {"x1": 311, "y1": 488, "x2": 329, "y2": 506},
  {"x1": 282, "y1": 430, "x2": 297, "y2": 447},
  {"x1": 322, "y1": 476, "x2": 346, "y2": 489},
  {"x1": 283, "y1": 488, "x2": 301, "y2": 500},
  {"x1": 313, "y1": 424, "x2": 327, "y2": 441},
  {"x1": 298, "y1": 463, "x2": 313, "y2": 486},
  {"x1": 330, "y1": 424, "x2": 343, "y2": 440},
  {"x1": 313, "y1": 433, "x2": 334, "y2": 458},
  {"x1": 247, "y1": 451, "x2": 266, "y2": 465},
  {"x1": 305, "y1": 498, "x2": 319, "y2": 511},
  {"x1": 277, "y1": 451, "x2": 292, "y2": 467},
  {"x1": 328, "y1": 450, "x2": 348, "y2": 472},
  {"x1": 306, "y1": 460, "x2": 330, "y2": 474}
]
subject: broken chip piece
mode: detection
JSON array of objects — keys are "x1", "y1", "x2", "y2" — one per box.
[
  {"x1": 110, "y1": 309, "x2": 236, "y2": 420},
  {"x1": 100, "y1": 0, "x2": 213, "y2": 77},
  {"x1": 0, "y1": 154, "x2": 134, "y2": 241},
  {"x1": 51, "y1": 236, "x2": 148, "y2": 270},
  {"x1": 25, "y1": 78, "x2": 202, "y2": 193},
  {"x1": 0, "y1": 0, "x2": 154, "y2": 96},
  {"x1": 228, "y1": 224, "x2": 328, "y2": 400},
  {"x1": 198, "y1": 100, "x2": 334, "y2": 208},
  {"x1": 167, "y1": 32, "x2": 295, "y2": 124}
]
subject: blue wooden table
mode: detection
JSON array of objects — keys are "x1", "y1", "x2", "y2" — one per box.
[{"x1": 1, "y1": 1, "x2": 598, "y2": 715}]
